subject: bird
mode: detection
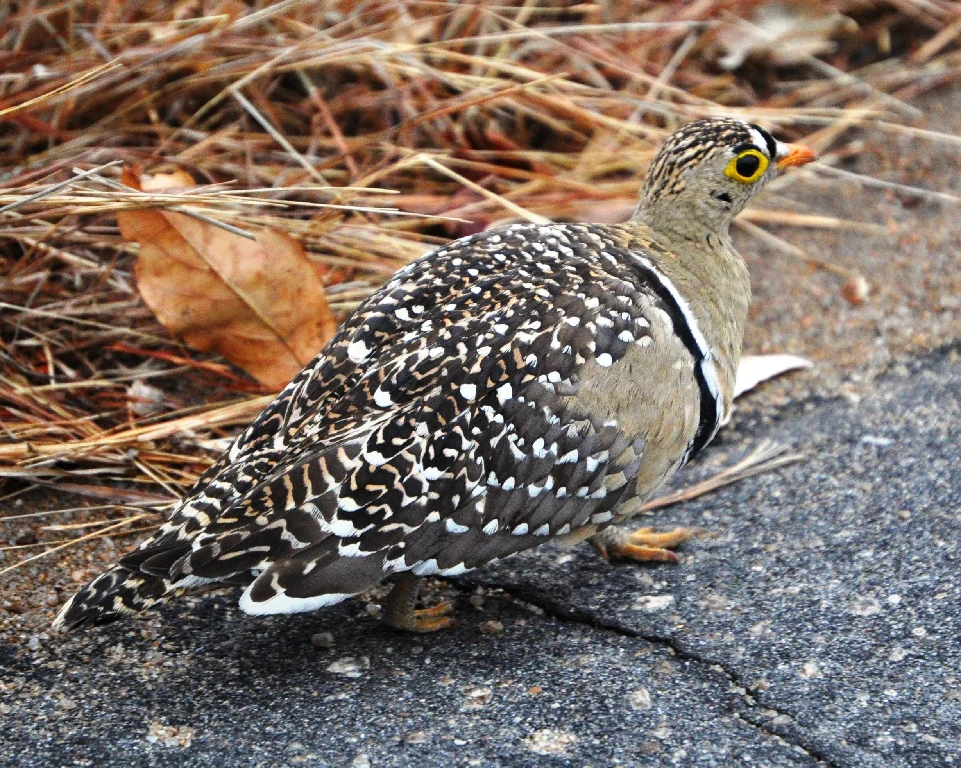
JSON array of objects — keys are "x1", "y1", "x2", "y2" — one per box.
[{"x1": 55, "y1": 117, "x2": 815, "y2": 633}]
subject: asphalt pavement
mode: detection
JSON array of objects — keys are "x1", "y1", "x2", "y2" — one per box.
[{"x1": 2, "y1": 343, "x2": 959, "y2": 767}]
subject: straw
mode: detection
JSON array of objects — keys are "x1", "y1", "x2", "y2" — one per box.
[{"x1": 2, "y1": 0, "x2": 959, "y2": 578}]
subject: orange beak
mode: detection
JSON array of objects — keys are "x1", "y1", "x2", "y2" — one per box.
[{"x1": 776, "y1": 144, "x2": 817, "y2": 170}]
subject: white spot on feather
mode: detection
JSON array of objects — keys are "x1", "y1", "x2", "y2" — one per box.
[
  {"x1": 412, "y1": 559, "x2": 439, "y2": 576},
  {"x1": 446, "y1": 519, "x2": 469, "y2": 534},
  {"x1": 338, "y1": 541, "x2": 367, "y2": 557},
  {"x1": 347, "y1": 340, "x2": 371, "y2": 363},
  {"x1": 239, "y1": 586, "x2": 355, "y2": 615}
]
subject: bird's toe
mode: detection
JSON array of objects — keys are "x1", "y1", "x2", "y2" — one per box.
[{"x1": 591, "y1": 525, "x2": 705, "y2": 564}]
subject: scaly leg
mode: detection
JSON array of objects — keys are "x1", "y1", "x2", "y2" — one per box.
[
  {"x1": 382, "y1": 572, "x2": 458, "y2": 633},
  {"x1": 590, "y1": 526, "x2": 704, "y2": 564}
]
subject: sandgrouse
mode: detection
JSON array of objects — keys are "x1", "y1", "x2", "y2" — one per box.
[{"x1": 56, "y1": 117, "x2": 815, "y2": 633}]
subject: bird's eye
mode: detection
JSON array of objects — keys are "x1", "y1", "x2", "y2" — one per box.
[{"x1": 725, "y1": 149, "x2": 768, "y2": 183}]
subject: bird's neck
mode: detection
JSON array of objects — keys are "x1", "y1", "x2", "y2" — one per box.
[
  {"x1": 632, "y1": 199, "x2": 737, "y2": 242},
  {"x1": 618, "y1": 219, "x2": 751, "y2": 410}
]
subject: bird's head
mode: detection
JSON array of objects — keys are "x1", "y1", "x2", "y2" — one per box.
[{"x1": 634, "y1": 117, "x2": 816, "y2": 238}]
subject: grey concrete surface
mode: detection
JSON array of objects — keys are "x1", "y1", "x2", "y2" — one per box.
[{"x1": 2, "y1": 344, "x2": 959, "y2": 767}]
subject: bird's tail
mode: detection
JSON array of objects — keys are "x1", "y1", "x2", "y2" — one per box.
[{"x1": 52, "y1": 565, "x2": 167, "y2": 631}]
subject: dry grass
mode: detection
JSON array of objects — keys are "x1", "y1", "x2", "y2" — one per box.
[{"x1": 2, "y1": 0, "x2": 961, "y2": 577}]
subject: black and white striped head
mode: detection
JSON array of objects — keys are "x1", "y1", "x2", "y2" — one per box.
[{"x1": 635, "y1": 117, "x2": 815, "y2": 236}]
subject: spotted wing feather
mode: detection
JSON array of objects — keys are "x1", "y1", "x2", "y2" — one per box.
[{"x1": 55, "y1": 223, "x2": 699, "y2": 627}]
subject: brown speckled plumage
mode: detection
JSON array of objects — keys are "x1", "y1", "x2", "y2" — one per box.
[{"x1": 55, "y1": 118, "x2": 814, "y2": 630}]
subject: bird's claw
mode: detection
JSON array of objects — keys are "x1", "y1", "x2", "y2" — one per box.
[
  {"x1": 591, "y1": 525, "x2": 705, "y2": 564},
  {"x1": 382, "y1": 572, "x2": 459, "y2": 633}
]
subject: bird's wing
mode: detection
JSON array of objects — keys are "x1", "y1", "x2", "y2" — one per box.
[{"x1": 118, "y1": 223, "x2": 696, "y2": 610}]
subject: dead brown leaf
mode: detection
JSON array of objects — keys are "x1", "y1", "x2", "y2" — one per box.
[{"x1": 117, "y1": 167, "x2": 337, "y2": 390}]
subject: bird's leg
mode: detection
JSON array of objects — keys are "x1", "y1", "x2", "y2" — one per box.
[
  {"x1": 382, "y1": 572, "x2": 458, "y2": 633},
  {"x1": 589, "y1": 526, "x2": 704, "y2": 564}
]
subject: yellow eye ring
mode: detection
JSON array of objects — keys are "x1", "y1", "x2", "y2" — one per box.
[{"x1": 725, "y1": 149, "x2": 769, "y2": 184}]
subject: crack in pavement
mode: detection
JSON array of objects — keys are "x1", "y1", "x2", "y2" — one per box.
[{"x1": 468, "y1": 578, "x2": 843, "y2": 768}]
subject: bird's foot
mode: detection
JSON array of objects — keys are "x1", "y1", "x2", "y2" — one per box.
[
  {"x1": 386, "y1": 600, "x2": 458, "y2": 633},
  {"x1": 590, "y1": 526, "x2": 704, "y2": 564},
  {"x1": 382, "y1": 572, "x2": 458, "y2": 633}
]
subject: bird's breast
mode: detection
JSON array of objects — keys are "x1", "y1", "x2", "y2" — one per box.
[{"x1": 566, "y1": 306, "x2": 704, "y2": 502}]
